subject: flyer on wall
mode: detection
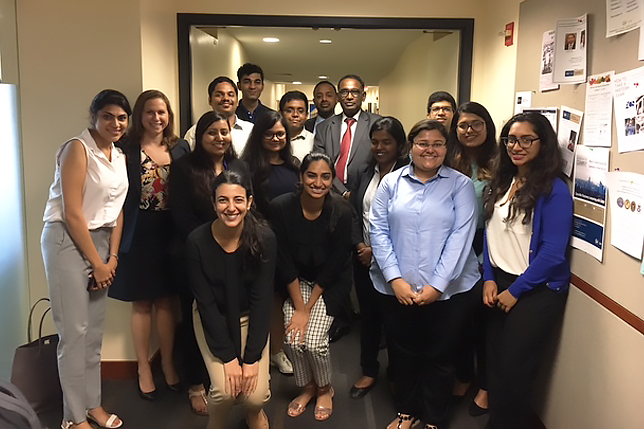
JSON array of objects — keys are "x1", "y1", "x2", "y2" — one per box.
[
  {"x1": 605, "y1": 171, "x2": 644, "y2": 259},
  {"x1": 523, "y1": 107, "x2": 559, "y2": 132},
  {"x1": 553, "y1": 14, "x2": 587, "y2": 84},
  {"x1": 606, "y1": 0, "x2": 641, "y2": 37},
  {"x1": 572, "y1": 146, "x2": 609, "y2": 262},
  {"x1": 557, "y1": 106, "x2": 584, "y2": 177},
  {"x1": 613, "y1": 65, "x2": 644, "y2": 152},
  {"x1": 514, "y1": 91, "x2": 532, "y2": 114},
  {"x1": 584, "y1": 71, "x2": 614, "y2": 147},
  {"x1": 540, "y1": 30, "x2": 560, "y2": 92}
]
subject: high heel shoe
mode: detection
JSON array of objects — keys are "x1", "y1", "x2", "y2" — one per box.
[
  {"x1": 165, "y1": 380, "x2": 182, "y2": 392},
  {"x1": 137, "y1": 379, "x2": 157, "y2": 401}
]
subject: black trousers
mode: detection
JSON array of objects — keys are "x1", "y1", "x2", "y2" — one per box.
[
  {"x1": 380, "y1": 283, "x2": 478, "y2": 425},
  {"x1": 353, "y1": 258, "x2": 384, "y2": 378},
  {"x1": 486, "y1": 269, "x2": 567, "y2": 429}
]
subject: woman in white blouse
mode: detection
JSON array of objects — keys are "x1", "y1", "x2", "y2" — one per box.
[{"x1": 41, "y1": 90, "x2": 131, "y2": 429}]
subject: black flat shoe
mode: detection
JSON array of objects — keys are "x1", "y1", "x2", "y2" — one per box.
[
  {"x1": 328, "y1": 324, "x2": 350, "y2": 343},
  {"x1": 137, "y1": 380, "x2": 157, "y2": 401},
  {"x1": 165, "y1": 381, "x2": 182, "y2": 392},
  {"x1": 469, "y1": 399, "x2": 489, "y2": 416},
  {"x1": 349, "y1": 381, "x2": 376, "y2": 399}
]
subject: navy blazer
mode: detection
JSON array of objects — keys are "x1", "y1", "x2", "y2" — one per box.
[
  {"x1": 348, "y1": 157, "x2": 410, "y2": 247},
  {"x1": 118, "y1": 138, "x2": 191, "y2": 253},
  {"x1": 313, "y1": 110, "x2": 382, "y2": 195}
]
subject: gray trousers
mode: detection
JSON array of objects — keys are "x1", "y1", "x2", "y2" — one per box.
[{"x1": 41, "y1": 222, "x2": 111, "y2": 424}]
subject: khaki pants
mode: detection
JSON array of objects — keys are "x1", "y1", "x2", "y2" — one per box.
[{"x1": 193, "y1": 303, "x2": 271, "y2": 429}]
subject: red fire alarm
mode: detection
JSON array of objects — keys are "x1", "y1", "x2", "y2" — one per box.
[{"x1": 505, "y1": 22, "x2": 514, "y2": 46}]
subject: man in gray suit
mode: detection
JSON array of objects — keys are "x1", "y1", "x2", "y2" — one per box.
[{"x1": 314, "y1": 74, "x2": 381, "y2": 199}]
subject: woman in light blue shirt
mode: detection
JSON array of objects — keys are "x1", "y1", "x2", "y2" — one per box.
[{"x1": 370, "y1": 119, "x2": 481, "y2": 429}]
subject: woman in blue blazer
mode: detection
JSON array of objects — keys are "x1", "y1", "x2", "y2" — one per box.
[{"x1": 482, "y1": 112, "x2": 573, "y2": 429}]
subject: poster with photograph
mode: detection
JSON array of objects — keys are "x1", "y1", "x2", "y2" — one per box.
[
  {"x1": 540, "y1": 30, "x2": 560, "y2": 92},
  {"x1": 572, "y1": 146, "x2": 609, "y2": 261},
  {"x1": 554, "y1": 14, "x2": 587, "y2": 84},
  {"x1": 605, "y1": 171, "x2": 644, "y2": 259},
  {"x1": 523, "y1": 107, "x2": 559, "y2": 132},
  {"x1": 606, "y1": 0, "x2": 641, "y2": 37},
  {"x1": 584, "y1": 72, "x2": 614, "y2": 147},
  {"x1": 514, "y1": 91, "x2": 532, "y2": 115},
  {"x1": 557, "y1": 106, "x2": 584, "y2": 177},
  {"x1": 613, "y1": 65, "x2": 644, "y2": 152}
]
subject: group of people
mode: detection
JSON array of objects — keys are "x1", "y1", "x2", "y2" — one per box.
[{"x1": 40, "y1": 62, "x2": 573, "y2": 429}]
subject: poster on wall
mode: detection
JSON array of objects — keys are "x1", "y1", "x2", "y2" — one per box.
[
  {"x1": 553, "y1": 14, "x2": 587, "y2": 84},
  {"x1": 606, "y1": 0, "x2": 641, "y2": 37},
  {"x1": 557, "y1": 106, "x2": 584, "y2": 177},
  {"x1": 514, "y1": 91, "x2": 532, "y2": 114},
  {"x1": 572, "y1": 146, "x2": 609, "y2": 261},
  {"x1": 523, "y1": 107, "x2": 559, "y2": 132},
  {"x1": 605, "y1": 171, "x2": 644, "y2": 259},
  {"x1": 540, "y1": 30, "x2": 560, "y2": 92},
  {"x1": 584, "y1": 71, "x2": 614, "y2": 147},
  {"x1": 613, "y1": 65, "x2": 644, "y2": 152}
]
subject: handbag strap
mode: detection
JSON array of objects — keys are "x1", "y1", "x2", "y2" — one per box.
[
  {"x1": 0, "y1": 381, "x2": 42, "y2": 429},
  {"x1": 27, "y1": 298, "x2": 50, "y2": 343},
  {"x1": 37, "y1": 308, "x2": 52, "y2": 344}
]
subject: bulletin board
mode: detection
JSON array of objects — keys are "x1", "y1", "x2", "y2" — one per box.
[{"x1": 515, "y1": 0, "x2": 644, "y2": 320}]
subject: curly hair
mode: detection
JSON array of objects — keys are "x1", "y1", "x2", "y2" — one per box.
[
  {"x1": 447, "y1": 101, "x2": 497, "y2": 180},
  {"x1": 484, "y1": 112, "x2": 564, "y2": 224}
]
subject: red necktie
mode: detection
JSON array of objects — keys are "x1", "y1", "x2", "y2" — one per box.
[{"x1": 336, "y1": 117, "x2": 356, "y2": 184}]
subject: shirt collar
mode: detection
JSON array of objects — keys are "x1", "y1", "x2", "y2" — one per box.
[
  {"x1": 341, "y1": 109, "x2": 361, "y2": 123},
  {"x1": 82, "y1": 128, "x2": 122, "y2": 161},
  {"x1": 402, "y1": 163, "x2": 450, "y2": 183}
]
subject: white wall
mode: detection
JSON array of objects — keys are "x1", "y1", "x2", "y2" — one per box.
[{"x1": 379, "y1": 32, "x2": 459, "y2": 133}]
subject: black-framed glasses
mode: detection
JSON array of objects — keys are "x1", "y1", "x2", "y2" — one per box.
[
  {"x1": 430, "y1": 105, "x2": 453, "y2": 114},
  {"x1": 264, "y1": 131, "x2": 286, "y2": 140},
  {"x1": 414, "y1": 141, "x2": 447, "y2": 150},
  {"x1": 456, "y1": 121, "x2": 485, "y2": 133},
  {"x1": 502, "y1": 136, "x2": 540, "y2": 149},
  {"x1": 338, "y1": 89, "x2": 363, "y2": 98}
]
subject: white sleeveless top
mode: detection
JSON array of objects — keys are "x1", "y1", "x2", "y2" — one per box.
[{"x1": 43, "y1": 128, "x2": 128, "y2": 229}]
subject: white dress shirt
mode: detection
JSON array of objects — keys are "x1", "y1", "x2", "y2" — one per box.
[{"x1": 290, "y1": 129, "x2": 314, "y2": 162}]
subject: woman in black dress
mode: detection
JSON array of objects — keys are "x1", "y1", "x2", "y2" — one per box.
[
  {"x1": 169, "y1": 111, "x2": 250, "y2": 414},
  {"x1": 109, "y1": 90, "x2": 188, "y2": 400},
  {"x1": 187, "y1": 170, "x2": 275, "y2": 429},
  {"x1": 242, "y1": 110, "x2": 299, "y2": 376},
  {"x1": 347, "y1": 116, "x2": 409, "y2": 399},
  {"x1": 269, "y1": 153, "x2": 353, "y2": 422}
]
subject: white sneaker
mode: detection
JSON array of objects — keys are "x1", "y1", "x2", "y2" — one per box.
[{"x1": 270, "y1": 350, "x2": 294, "y2": 375}]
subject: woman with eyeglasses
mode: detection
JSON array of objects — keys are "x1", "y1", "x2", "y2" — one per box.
[
  {"x1": 370, "y1": 119, "x2": 481, "y2": 429},
  {"x1": 483, "y1": 113, "x2": 572, "y2": 429},
  {"x1": 241, "y1": 110, "x2": 299, "y2": 376},
  {"x1": 447, "y1": 102, "x2": 497, "y2": 414}
]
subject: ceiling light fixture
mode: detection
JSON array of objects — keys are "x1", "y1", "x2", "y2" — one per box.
[
  {"x1": 319, "y1": 39, "x2": 332, "y2": 44},
  {"x1": 263, "y1": 37, "x2": 280, "y2": 43},
  {"x1": 293, "y1": 81, "x2": 302, "y2": 85},
  {"x1": 318, "y1": 75, "x2": 328, "y2": 79}
]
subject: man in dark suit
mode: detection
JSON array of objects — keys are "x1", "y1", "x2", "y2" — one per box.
[{"x1": 314, "y1": 74, "x2": 381, "y2": 199}]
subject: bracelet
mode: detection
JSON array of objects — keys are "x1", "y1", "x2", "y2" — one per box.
[{"x1": 109, "y1": 253, "x2": 119, "y2": 261}]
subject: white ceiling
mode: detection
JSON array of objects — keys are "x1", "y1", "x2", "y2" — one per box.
[{"x1": 198, "y1": 26, "x2": 454, "y2": 86}]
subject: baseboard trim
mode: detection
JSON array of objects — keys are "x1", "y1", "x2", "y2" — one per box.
[{"x1": 101, "y1": 350, "x2": 160, "y2": 380}]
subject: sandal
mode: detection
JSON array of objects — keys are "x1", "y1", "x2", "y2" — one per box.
[
  {"x1": 188, "y1": 388, "x2": 208, "y2": 416},
  {"x1": 314, "y1": 386, "x2": 334, "y2": 421},
  {"x1": 246, "y1": 409, "x2": 269, "y2": 429},
  {"x1": 86, "y1": 411, "x2": 123, "y2": 428},
  {"x1": 387, "y1": 413, "x2": 420, "y2": 429},
  {"x1": 287, "y1": 397, "x2": 309, "y2": 417}
]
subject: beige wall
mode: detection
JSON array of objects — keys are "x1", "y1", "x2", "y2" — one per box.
[
  {"x1": 15, "y1": 0, "x2": 522, "y2": 362},
  {"x1": 379, "y1": 32, "x2": 460, "y2": 133}
]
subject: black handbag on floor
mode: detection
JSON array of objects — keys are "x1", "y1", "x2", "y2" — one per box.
[{"x1": 10, "y1": 298, "x2": 62, "y2": 414}]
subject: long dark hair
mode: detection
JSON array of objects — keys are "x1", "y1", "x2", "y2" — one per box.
[
  {"x1": 212, "y1": 170, "x2": 266, "y2": 264},
  {"x1": 189, "y1": 112, "x2": 237, "y2": 206},
  {"x1": 447, "y1": 101, "x2": 497, "y2": 179},
  {"x1": 128, "y1": 90, "x2": 178, "y2": 150},
  {"x1": 241, "y1": 111, "x2": 298, "y2": 214},
  {"x1": 484, "y1": 112, "x2": 564, "y2": 224},
  {"x1": 297, "y1": 152, "x2": 349, "y2": 233}
]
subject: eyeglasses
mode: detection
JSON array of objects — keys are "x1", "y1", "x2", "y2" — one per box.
[
  {"x1": 456, "y1": 121, "x2": 485, "y2": 133},
  {"x1": 264, "y1": 131, "x2": 286, "y2": 140},
  {"x1": 430, "y1": 106, "x2": 453, "y2": 114},
  {"x1": 414, "y1": 141, "x2": 447, "y2": 150},
  {"x1": 502, "y1": 136, "x2": 540, "y2": 149},
  {"x1": 338, "y1": 89, "x2": 363, "y2": 98}
]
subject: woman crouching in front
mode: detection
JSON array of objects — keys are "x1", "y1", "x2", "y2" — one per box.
[{"x1": 186, "y1": 170, "x2": 275, "y2": 429}]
